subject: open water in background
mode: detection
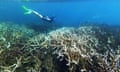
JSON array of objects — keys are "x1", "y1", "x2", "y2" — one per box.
[{"x1": 0, "y1": 0, "x2": 120, "y2": 26}]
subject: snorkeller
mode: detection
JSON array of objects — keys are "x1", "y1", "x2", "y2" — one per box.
[{"x1": 22, "y1": 5, "x2": 54, "y2": 23}]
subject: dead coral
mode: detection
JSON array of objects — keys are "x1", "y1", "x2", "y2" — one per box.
[
  {"x1": 0, "y1": 22, "x2": 36, "y2": 72},
  {"x1": 1, "y1": 22, "x2": 120, "y2": 72}
]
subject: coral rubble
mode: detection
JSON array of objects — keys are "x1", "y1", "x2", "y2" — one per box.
[{"x1": 0, "y1": 22, "x2": 120, "y2": 72}]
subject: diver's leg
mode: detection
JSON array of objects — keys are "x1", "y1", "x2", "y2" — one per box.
[{"x1": 32, "y1": 10, "x2": 43, "y2": 18}]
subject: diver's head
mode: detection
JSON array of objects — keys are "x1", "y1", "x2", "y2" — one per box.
[{"x1": 49, "y1": 16, "x2": 55, "y2": 22}]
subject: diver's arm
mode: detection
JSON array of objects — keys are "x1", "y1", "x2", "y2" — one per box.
[{"x1": 32, "y1": 10, "x2": 43, "y2": 18}]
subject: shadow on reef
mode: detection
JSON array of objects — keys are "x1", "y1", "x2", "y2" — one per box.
[
  {"x1": 25, "y1": 21, "x2": 61, "y2": 33},
  {"x1": 0, "y1": 22, "x2": 120, "y2": 72}
]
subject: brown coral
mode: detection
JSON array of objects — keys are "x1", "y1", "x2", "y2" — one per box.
[{"x1": 0, "y1": 22, "x2": 120, "y2": 72}]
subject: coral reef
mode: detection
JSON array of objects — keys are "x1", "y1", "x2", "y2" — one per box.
[
  {"x1": 0, "y1": 22, "x2": 120, "y2": 72},
  {"x1": 0, "y1": 22, "x2": 36, "y2": 72}
]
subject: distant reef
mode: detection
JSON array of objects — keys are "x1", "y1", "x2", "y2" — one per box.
[{"x1": 0, "y1": 22, "x2": 120, "y2": 72}]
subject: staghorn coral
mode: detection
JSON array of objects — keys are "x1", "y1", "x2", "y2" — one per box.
[
  {"x1": 26, "y1": 25, "x2": 120, "y2": 72},
  {"x1": 0, "y1": 22, "x2": 35, "y2": 50},
  {"x1": 0, "y1": 22, "x2": 120, "y2": 72},
  {"x1": 0, "y1": 22, "x2": 37, "y2": 72}
]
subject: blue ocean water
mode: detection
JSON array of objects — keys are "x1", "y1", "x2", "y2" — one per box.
[
  {"x1": 0, "y1": 1, "x2": 120, "y2": 72},
  {"x1": 0, "y1": 0, "x2": 120, "y2": 26}
]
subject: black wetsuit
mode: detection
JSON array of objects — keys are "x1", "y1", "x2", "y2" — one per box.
[{"x1": 42, "y1": 16, "x2": 54, "y2": 23}]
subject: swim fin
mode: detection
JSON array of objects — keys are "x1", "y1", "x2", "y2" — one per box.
[{"x1": 22, "y1": 5, "x2": 32, "y2": 15}]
